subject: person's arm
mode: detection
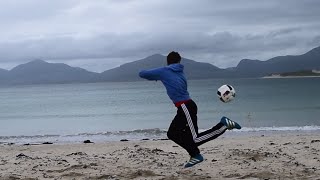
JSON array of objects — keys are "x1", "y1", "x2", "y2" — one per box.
[{"x1": 139, "y1": 67, "x2": 164, "y2": 81}]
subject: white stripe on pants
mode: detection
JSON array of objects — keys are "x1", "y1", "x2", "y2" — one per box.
[{"x1": 181, "y1": 103, "x2": 227, "y2": 143}]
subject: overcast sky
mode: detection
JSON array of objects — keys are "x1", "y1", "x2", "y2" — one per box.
[{"x1": 0, "y1": 0, "x2": 319, "y2": 72}]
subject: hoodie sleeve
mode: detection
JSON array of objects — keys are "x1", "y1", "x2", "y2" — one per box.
[{"x1": 139, "y1": 67, "x2": 164, "y2": 81}]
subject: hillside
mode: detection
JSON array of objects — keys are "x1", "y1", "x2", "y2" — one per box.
[
  {"x1": 0, "y1": 68, "x2": 9, "y2": 83},
  {"x1": 0, "y1": 45, "x2": 319, "y2": 85},
  {"x1": 234, "y1": 46, "x2": 320, "y2": 77},
  {"x1": 100, "y1": 54, "x2": 227, "y2": 81},
  {"x1": 7, "y1": 60, "x2": 99, "y2": 85}
]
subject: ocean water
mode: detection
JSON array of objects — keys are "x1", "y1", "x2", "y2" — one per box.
[{"x1": 0, "y1": 78, "x2": 319, "y2": 144}]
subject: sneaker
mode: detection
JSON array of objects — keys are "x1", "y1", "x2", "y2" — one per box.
[
  {"x1": 184, "y1": 154, "x2": 204, "y2": 168},
  {"x1": 220, "y1": 116, "x2": 241, "y2": 130}
]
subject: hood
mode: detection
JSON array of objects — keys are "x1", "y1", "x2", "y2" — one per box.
[{"x1": 167, "y1": 63, "x2": 184, "y2": 72}]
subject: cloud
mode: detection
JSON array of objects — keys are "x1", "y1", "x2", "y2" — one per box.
[{"x1": 0, "y1": 0, "x2": 319, "y2": 72}]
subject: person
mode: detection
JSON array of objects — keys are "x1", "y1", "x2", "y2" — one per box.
[{"x1": 139, "y1": 51, "x2": 241, "y2": 168}]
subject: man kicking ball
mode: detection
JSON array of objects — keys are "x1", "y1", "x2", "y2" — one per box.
[{"x1": 139, "y1": 51, "x2": 241, "y2": 168}]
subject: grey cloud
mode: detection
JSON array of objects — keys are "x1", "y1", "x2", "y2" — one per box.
[
  {"x1": 309, "y1": 35, "x2": 320, "y2": 47},
  {"x1": 0, "y1": 0, "x2": 75, "y2": 23},
  {"x1": 0, "y1": 28, "x2": 318, "y2": 70},
  {"x1": 0, "y1": 0, "x2": 319, "y2": 71}
]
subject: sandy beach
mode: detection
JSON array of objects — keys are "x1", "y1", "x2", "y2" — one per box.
[{"x1": 0, "y1": 132, "x2": 319, "y2": 180}]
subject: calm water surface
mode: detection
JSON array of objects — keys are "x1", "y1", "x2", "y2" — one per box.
[{"x1": 0, "y1": 78, "x2": 319, "y2": 143}]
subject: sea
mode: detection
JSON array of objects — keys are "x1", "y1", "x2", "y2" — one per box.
[{"x1": 0, "y1": 78, "x2": 320, "y2": 144}]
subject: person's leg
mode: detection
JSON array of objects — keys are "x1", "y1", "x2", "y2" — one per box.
[
  {"x1": 176, "y1": 100, "x2": 241, "y2": 167},
  {"x1": 179, "y1": 100, "x2": 204, "y2": 167},
  {"x1": 195, "y1": 122, "x2": 227, "y2": 146},
  {"x1": 167, "y1": 108, "x2": 200, "y2": 157},
  {"x1": 180, "y1": 101, "x2": 240, "y2": 147}
]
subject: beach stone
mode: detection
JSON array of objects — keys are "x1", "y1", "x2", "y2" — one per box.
[
  {"x1": 160, "y1": 138, "x2": 169, "y2": 140},
  {"x1": 311, "y1": 139, "x2": 320, "y2": 143},
  {"x1": 67, "y1": 152, "x2": 87, "y2": 156},
  {"x1": 83, "y1": 140, "x2": 93, "y2": 143},
  {"x1": 16, "y1": 153, "x2": 27, "y2": 158},
  {"x1": 120, "y1": 139, "x2": 129, "y2": 141},
  {"x1": 151, "y1": 148, "x2": 164, "y2": 153},
  {"x1": 42, "y1": 142, "x2": 53, "y2": 144}
]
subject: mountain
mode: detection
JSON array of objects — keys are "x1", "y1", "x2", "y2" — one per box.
[
  {"x1": 100, "y1": 54, "x2": 166, "y2": 82},
  {"x1": 101, "y1": 46, "x2": 320, "y2": 81},
  {"x1": 0, "y1": 68, "x2": 9, "y2": 83},
  {"x1": 0, "y1": 68, "x2": 8, "y2": 76},
  {"x1": 0, "y1": 45, "x2": 320, "y2": 85},
  {"x1": 7, "y1": 60, "x2": 99, "y2": 85},
  {"x1": 0, "y1": 68, "x2": 8, "y2": 73},
  {"x1": 234, "y1": 46, "x2": 320, "y2": 77},
  {"x1": 100, "y1": 54, "x2": 227, "y2": 81}
]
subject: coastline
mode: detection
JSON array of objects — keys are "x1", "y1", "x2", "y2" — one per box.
[
  {"x1": 2, "y1": 126, "x2": 320, "y2": 145},
  {"x1": 262, "y1": 75, "x2": 320, "y2": 79},
  {"x1": 1, "y1": 132, "x2": 319, "y2": 179}
]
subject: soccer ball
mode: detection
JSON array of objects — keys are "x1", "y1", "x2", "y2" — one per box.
[{"x1": 217, "y1": 84, "x2": 236, "y2": 103}]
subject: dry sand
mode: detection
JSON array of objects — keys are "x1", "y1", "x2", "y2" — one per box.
[{"x1": 0, "y1": 133, "x2": 319, "y2": 180}]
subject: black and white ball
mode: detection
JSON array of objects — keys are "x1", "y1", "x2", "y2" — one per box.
[{"x1": 217, "y1": 84, "x2": 236, "y2": 103}]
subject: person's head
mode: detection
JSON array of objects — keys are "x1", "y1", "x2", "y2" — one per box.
[{"x1": 167, "y1": 51, "x2": 181, "y2": 65}]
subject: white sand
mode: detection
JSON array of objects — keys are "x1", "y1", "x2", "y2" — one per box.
[{"x1": 0, "y1": 133, "x2": 319, "y2": 180}]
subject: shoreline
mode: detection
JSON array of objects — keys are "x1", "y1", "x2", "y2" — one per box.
[
  {"x1": 1, "y1": 128, "x2": 320, "y2": 145},
  {"x1": 1, "y1": 128, "x2": 320, "y2": 146},
  {"x1": 262, "y1": 75, "x2": 320, "y2": 79},
  {"x1": 1, "y1": 132, "x2": 319, "y2": 179}
]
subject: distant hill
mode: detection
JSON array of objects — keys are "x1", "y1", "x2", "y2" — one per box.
[
  {"x1": 234, "y1": 46, "x2": 320, "y2": 77},
  {"x1": 0, "y1": 68, "x2": 9, "y2": 83},
  {"x1": 7, "y1": 60, "x2": 99, "y2": 85},
  {"x1": 0, "y1": 45, "x2": 319, "y2": 85},
  {"x1": 100, "y1": 54, "x2": 227, "y2": 81},
  {"x1": 100, "y1": 54, "x2": 166, "y2": 82},
  {"x1": 0, "y1": 68, "x2": 8, "y2": 76},
  {"x1": 0, "y1": 68, "x2": 8, "y2": 73}
]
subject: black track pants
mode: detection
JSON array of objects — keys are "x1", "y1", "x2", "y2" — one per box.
[{"x1": 167, "y1": 100, "x2": 227, "y2": 157}]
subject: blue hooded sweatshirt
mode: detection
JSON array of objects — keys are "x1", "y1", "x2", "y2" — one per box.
[{"x1": 139, "y1": 63, "x2": 190, "y2": 103}]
